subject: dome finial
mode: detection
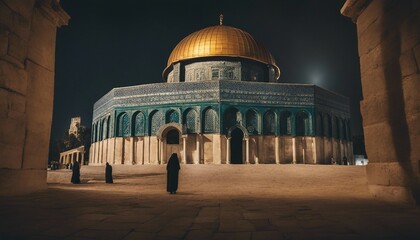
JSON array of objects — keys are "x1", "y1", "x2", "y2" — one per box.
[{"x1": 219, "y1": 14, "x2": 223, "y2": 25}]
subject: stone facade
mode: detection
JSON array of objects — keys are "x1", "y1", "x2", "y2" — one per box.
[
  {"x1": 90, "y1": 81, "x2": 353, "y2": 166},
  {"x1": 342, "y1": 0, "x2": 420, "y2": 204},
  {"x1": 0, "y1": 0, "x2": 69, "y2": 196}
]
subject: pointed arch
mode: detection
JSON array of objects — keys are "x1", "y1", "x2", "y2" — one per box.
[
  {"x1": 296, "y1": 111, "x2": 310, "y2": 136},
  {"x1": 117, "y1": 112, "x2": 130, "y2": 137},
  {"x1": 345, "y1": 119, "x2": 351, "y2": 141},
  {"x1": 316, "y1": 113, "x2": 323, "y2": 136},
  {"x1": 203, "y1": 107, "x2": 218, "y2": 133},
  {"x1": 245, "y1": 109, "x2": 259, "y2": 134},
  {"x1": 184, "y1": 108, "x2": 199, "y2": 133},
  {"x1": 280, "y1": 111, "x2": 292, "y2": 135},
  {"x1": 333, "y1": 116, "x2": 340, "y2": 139},
  {"x1": 92, "y1": 122, "x2": 97, "y2": 143},
  {"x1": 166, "y1": 129, "x2": 180, "y2": 144},
  {"x1": 166, "y1": 109, "x2": 179, "y2": 124},
  {"x1": 263, "y1": 110, "x2": 276, "y2": 135},
  {"x1": 323, "y1": 114, "x2": 332, "y2": 137},
  {"x1": 149, "y1": 110, "x2": 164, "y2": 136},
  {"x1": 132, "y1": 111, "x2": 146, "y2": 136},
  {"x1": 106, "y1": 116, "x2": 111, "y2": 139},
  {"x1": 224, "y1": 107, "x2": 240, "y2": 131}
]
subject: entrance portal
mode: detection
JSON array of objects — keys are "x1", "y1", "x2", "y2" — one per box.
[{"x1": 230, "y1": 128, "x2": 244, "y2": 164}]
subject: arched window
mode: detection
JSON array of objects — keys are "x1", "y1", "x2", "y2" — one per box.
[
  {"x1": 346, "y1": 120, "x2": 351, "y2": 141},
  {"x1": 296, "y1": 111, "x2": 310, "y2": 136},
  {"x1": 204, "y1": 107, "x2": 218, "y2": 133},
  {"x1": 132, "y1": 111, "x2": 145, "y2": 136},
  {"x1": 316, "y1": 114, "x2": 323, "y2": 136},
  {"x1": 323, "y1": 114, "x2": 331, "y2": 137},
  {"x1": 280, "y1": 111, "x2": 292, "y2": 135},
  {"x1": 150, "y1": 111, "x2": 164, "y2": 136},
  {"x1": 245, "y1": 109, "x2": 259, "y2": 134},
  {"x1": 333, "y1": 117, "x2": 340, "y2": 139},
  {"x1": 166, "y1": 110, "x2": 179, "y2": 124},
  {"x1": 92, "y1": 123, "x2": 96, "y2": 143},
  {"x1": 184, "y1": 109, "x2": 198, "y2": 133},
  {"x1": 263, "y1": 110, "x2": 276, "y2": 135},
  {"x1": 95, "y1": 122, "x2": 98, "y2": 142},
  {"x1": 117, "y1": 113, "x2": 130, "y2": 137},
  {"x1": 224, "y1": 107, "x2": 240, "y2": 131},
  {"x1": 98, "y1": 121, "x2": 103, "y2": 141},
  {"x1": 106, "y1": 116, "x2": 111, "y2": 139},
  {"x1": 342, "y1": 119, "x2": 347, "y2": 140},
  {"x1": 166, "y1": 129, "x2": 180, "y2": 144}
]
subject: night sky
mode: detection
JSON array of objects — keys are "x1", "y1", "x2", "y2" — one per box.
[{"x1": 52, "y1": 0, "x2": 363, "y2": 143}]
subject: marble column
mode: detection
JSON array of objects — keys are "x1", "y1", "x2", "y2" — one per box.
[
  {"x1": 156, "y1": 138, "x2": 160, "y2": 164},
  {"x1": 275, "y1": 136, "x2": 280, "y2": 164},
  {"x1": 226, "y1": 137, "x2": 231, "y2": 164},
  {"x1": 182, "y1": 136, "x2": 187, "y2": 164},
  {"x1": 245, "y1": 137, "x2": 250, "y2": 164},
  {"x1": 196, "y1": 134, "x2": 201, "y2": 164},
  {"x1": 292, "y1": 137, "x2": 297, "y2": 164},
  {"x1": 312, "y1": 138, "x2": 317, "y2": 164},
  {"x1": 129, "y1": 138, "x2": 134, "y2": 165}
]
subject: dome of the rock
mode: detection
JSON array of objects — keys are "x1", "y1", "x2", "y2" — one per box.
[
  {"x1": 88, "y1": 18, "x2": 353, "y2": 168},
  {"x1": 163, "y1": 25, "x2": 280, "y2": 80}
]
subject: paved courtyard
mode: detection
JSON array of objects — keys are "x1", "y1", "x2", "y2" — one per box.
[{"x1": 1, "y1": 165, "x2": 420, "y2": 240}]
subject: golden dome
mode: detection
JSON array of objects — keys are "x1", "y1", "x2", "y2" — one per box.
[{"x1": 164, "y1": 25, "x2": 280, "y2": 79}]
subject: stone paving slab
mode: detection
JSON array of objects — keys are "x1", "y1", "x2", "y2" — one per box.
[{"x1": 1, "y1": 165, "x2": 420, "y2": 240}]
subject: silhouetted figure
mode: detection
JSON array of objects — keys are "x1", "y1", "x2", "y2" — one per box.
[
  {"x1": 343, "y1": 156, "x2": 348, "y2": 165},
  {"x1": 71, "y1": 161, "x2": 80, "y2": 184},
  {"x1": 166, "y1": 153, "x2": 180, "y2": 194},
  {"x1": 105, "y1": 162, "x2": 113, "y2": 183}
]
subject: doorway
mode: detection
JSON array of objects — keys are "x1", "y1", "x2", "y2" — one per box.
[{"x1": 230, "y1": 128, "x2": 244, "y2": 164}]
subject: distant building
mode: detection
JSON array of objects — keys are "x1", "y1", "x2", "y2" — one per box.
[
  {"x1": 58, "y1": 117, "x2": 87, "y2": 166},
  {"x1": 69, "y1": 117, "x2": 81, "y2": 136},
  {"x1": 90, "y1": 19, "x2": 353, "y2": 165},
  {"x1": 355, "y1": 155, "x2": 368, "y2": 166}
]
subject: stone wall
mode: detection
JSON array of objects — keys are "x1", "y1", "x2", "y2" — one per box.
[
  {"x1": 342, "y1": 0, "x2": 420, "y2": 204},
  {"x1": 0, "y1": 0, "x2": 69, "y2": 195},
  {"x1": 90, "y1": 134, "x2": 352, "y2": 166}
]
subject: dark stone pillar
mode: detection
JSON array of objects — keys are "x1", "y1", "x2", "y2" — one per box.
[
  {"x1": 342, "y1": 0, "x2": 420, "y2": 204},
  {"x1": 0, "y1": 0, "x2": 69, "y2": 196}
]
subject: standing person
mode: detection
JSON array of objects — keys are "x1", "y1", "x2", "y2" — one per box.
[
  {"x1": 105, "y1": 162, "x2": 113, "y2": 183},
  {"x1": 71, "y1": 161, "x2": 81, "y2": 184},
  {"x1": 343, "y1": 156, "x2": 348, "y2": 165},
  {"x1": 166, "y1": 153, "x2": 180, "y2": 194}
]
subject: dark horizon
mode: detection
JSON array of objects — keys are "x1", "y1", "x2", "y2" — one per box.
[{"x1": 52, "y1": 0, "x2": 363, "y2": 146}]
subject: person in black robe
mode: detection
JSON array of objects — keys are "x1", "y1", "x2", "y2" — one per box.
[
  {"x1": 343, "y1": 156, "x2": 348, "y2": 165},
  {"x1": 71, "y1": 161, "x2": 81, "y2": 184},
  {"x1": 105, "y1": 162, "x2": 113, "y2": 183},
  {"x1": 166, "y1": 153, "x2": 180, "y2": 194}
]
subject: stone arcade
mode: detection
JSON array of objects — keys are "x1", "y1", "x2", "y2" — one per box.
[{"x1": 89, "y1": 19, "x2": 353, "y2": 165}]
